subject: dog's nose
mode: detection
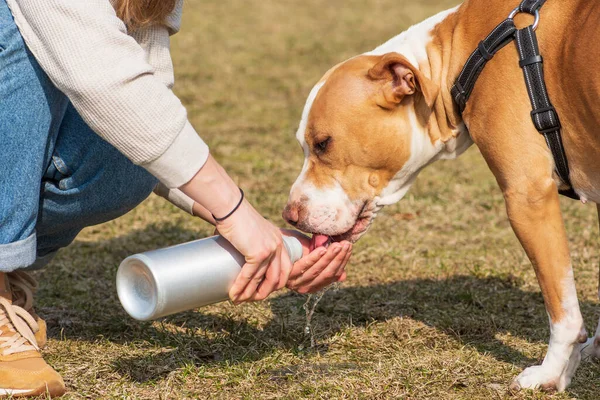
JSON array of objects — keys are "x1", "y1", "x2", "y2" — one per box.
[{"x1": 282, "y1": 203, "x2": 299, "y2": 226}]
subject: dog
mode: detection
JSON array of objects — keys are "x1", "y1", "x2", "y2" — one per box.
[{"x1": 283, "y1": 0, "x2": 600, "y2": 392}]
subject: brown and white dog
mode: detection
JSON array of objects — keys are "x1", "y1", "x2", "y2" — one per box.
[{"x1": 283, "y1": 0, "x2": 600, "y2": 392}]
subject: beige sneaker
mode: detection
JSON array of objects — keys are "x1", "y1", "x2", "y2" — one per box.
[
  {"x1": 0, "y1": 273, "x2": 65, "y2": 397},
  {"x1": 7, "y1": 272, "x2": 46, "y2": 349}
]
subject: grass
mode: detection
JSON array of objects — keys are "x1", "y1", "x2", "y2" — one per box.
[{"x1": 32, "y1": 0, "x2": 600, "y2": 398}]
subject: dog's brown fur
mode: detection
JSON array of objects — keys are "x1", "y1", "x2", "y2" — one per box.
[{"x1": 286, "y1": 0, "x2": 600, "y2": 390}]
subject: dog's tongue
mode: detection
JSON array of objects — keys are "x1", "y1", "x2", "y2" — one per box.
[{"x1": 310, "y1": 234, "x2": 331, "y2": 251}]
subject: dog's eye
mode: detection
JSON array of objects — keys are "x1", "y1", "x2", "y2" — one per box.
[{"x1": 314, "y1": 137, "x2": 331, "y2": 154}]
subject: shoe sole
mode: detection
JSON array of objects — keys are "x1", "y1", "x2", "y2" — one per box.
[{"x1": 0, "y1": 381, "x2": 66, "y2": 398}]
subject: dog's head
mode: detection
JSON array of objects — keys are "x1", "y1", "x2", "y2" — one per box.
[{"x1": 283, "y1": 52, "x2": 442, "y2": 243}]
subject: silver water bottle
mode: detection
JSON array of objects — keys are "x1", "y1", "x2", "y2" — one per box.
[{"x1": 116, "y1": 235, "x2": 303, "y2": 321}]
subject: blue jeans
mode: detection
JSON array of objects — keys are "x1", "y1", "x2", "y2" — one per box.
[{"x1": 0, "y1": 1, "x2": 158, "y2": 272}]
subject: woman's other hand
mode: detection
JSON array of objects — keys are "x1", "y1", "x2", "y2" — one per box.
[{"x1": 282, "y1": 230, "x2": 352, "y2": 294}]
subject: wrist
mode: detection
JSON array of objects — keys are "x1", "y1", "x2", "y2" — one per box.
[
  {"x1": 179, "y1": 155, "x2": 241, "y2": 218},
  {"x1": 212, "y1": 187, "x2": 244, "y2": 222},
  {"x1": 214, "y1": 199, "x2": 249, "y2": 229}
]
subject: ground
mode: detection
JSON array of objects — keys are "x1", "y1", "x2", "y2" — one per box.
[{"x1": 32, "y1": 0, "x2": 600, "y2": 398}]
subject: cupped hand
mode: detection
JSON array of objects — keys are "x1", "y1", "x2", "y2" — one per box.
[
  {"x1": 215, "y1": 200, "x2": 292, "y2": 303},
  {"x1": 285, "y1": 237, "x2": 352, "y2": 294}
]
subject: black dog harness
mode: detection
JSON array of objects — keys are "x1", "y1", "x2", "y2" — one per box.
[{"x1": 451, "y1": 0, "x2": 578, "y2": 199}]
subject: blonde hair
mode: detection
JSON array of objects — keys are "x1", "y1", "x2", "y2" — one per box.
[{"x1": 115, "y1": 0, "x2": 177, "y2": 30}]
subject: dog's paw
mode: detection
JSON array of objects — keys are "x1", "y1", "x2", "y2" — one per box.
[
  {"x1": 509, "y1": 366, "x2": 562, "y2": 392},
  {"x1": 581, "y1": 337, "x2": 600, "y2": 361},
  {"x1": 510, "y1": 341, "x2": 581, "y2": 393}
]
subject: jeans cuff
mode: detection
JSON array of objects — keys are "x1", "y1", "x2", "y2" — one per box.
[
  {"x1": 0, "y1": 233, "x2": 37, "y2": 272},
  {"x1": 24, "y1": 250, "x2": 58, "y2": 271}
]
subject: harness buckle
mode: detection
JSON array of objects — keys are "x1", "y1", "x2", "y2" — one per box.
[
  {"x1": 452, "y1": 82, "x2": 467, "y2": 112},
  {"x1": 530, "y1": 106, "x2": 561, "y2": 133},
  {"x1": 508, "y1": 7, "x2": 540, "y2": 31}
]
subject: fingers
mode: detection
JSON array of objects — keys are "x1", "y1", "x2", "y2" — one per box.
[
  {"x1": 251, "y1": 246, "x2": 282, "y2": 301},
  {"x1": 289, "y1": 241, "x2": 352, "y2": 293},
  {"x1": 229, "y1": 253, "x2": 273, "y2": 303},
  {"x1": 230, "y1": 235, "x2": 294, "y2": 303},
  {"x1": 303, "y1": 242, "x2": 351, "y2": 293},
  {"x1": 338, "y1": 247, "x2": 352, "y2": 277},
  {"x1": 276, "y1": 243, "x2": 294, "y2": 290},
  {"x1": 288, "y1": 243, "x2": 343, "y2": 290},
  {"x1": 288, "y1": 247, "x2": 327, "y2": 282},
  {"x1": 228, "y1": 260, "x2": 258, "y2": 301}
]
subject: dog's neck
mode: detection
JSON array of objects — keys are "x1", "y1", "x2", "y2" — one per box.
[
  {"x1": 370, "y1": 6, "x2": 474, "y2": 207},
  {"x1": 424, "y1": 7, "x2": 472, "y2": 160}
]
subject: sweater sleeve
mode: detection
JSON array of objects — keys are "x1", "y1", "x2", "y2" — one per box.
[
  {"x1": 6, "y1": 0, "x2": 209, "y2": 188},
  {"x1": 130, "y1": 25, "x2": 176, "y2": 90},
  {"x1": 134, "y1": 24, "x2": 197, "y2": 216}
]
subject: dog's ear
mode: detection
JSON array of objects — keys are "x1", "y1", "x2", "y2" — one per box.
[{"x1": 368, "y1": 52, "x2": 438, "y2": 109}]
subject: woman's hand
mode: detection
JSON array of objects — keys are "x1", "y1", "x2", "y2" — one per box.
[
  {"x1": 180, "y1": 155, "x2": 292, "y2": 304},
  {"x1": 215, "y1": 200, "x2": 292, "y2": 303},
  {"x1": 281, "y1": 230, "x2": 352, "y2": 294}
]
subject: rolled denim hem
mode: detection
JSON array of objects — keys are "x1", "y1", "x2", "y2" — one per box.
[
  {"x1": 24, "y1": 250, "x2": 57, "y2": 271},
  {"x1": 0, "y1": 233, "x2": 37, "y2": 272}
]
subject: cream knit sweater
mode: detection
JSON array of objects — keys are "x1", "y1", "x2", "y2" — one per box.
[{"x1": 6, "y1": 0, "x2": 204, "y2": 213}]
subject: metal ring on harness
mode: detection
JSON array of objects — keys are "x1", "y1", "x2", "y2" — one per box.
[{"x1": 508, "y1": 7, "x2": 540, "y2": 30}]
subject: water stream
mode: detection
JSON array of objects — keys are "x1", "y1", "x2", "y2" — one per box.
[{"x1": 301, "y1": 282, "x2": 341, "y2": 348}]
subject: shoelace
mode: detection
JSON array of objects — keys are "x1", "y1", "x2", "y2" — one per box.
[
  {"x1": 0, "y1": 297, "x2": 39, "y2": 355},
  {"x1": 8, "y1": 271, "x2": 37, "y2": 312}
]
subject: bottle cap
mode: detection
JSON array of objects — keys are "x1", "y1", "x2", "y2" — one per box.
[{"x1": 282, "y1": 236, "x2": 303, "y2": 263}]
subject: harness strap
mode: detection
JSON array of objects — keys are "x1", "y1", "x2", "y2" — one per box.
[
  {"x1": 519, "y1": 0, "x2": 547, "y2": 14},
  {"x1": 514, "y1": 27, "x2": 578, "y2": 199},
  {"x1": 450, "y1": 0, "x2": 579, "y2": 200},
  {"x1": 451, "y1": 19, "x2": 516, "y2": 112}
]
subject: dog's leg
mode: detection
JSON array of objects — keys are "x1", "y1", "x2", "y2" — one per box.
[
  {"x1": 581, "y1": 204, "x2": 600, "y2": 361},
  {"x1": 496, "y1": 174, "x2": 587, "y2": 392},
  {"x1": 464, "y1": 30, "x2": 589, "y2": 390}
]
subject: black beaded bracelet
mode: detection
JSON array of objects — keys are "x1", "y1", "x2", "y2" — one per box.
[{"x1": 212, "y1": 187, "x2": 245, "y2": 222}]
